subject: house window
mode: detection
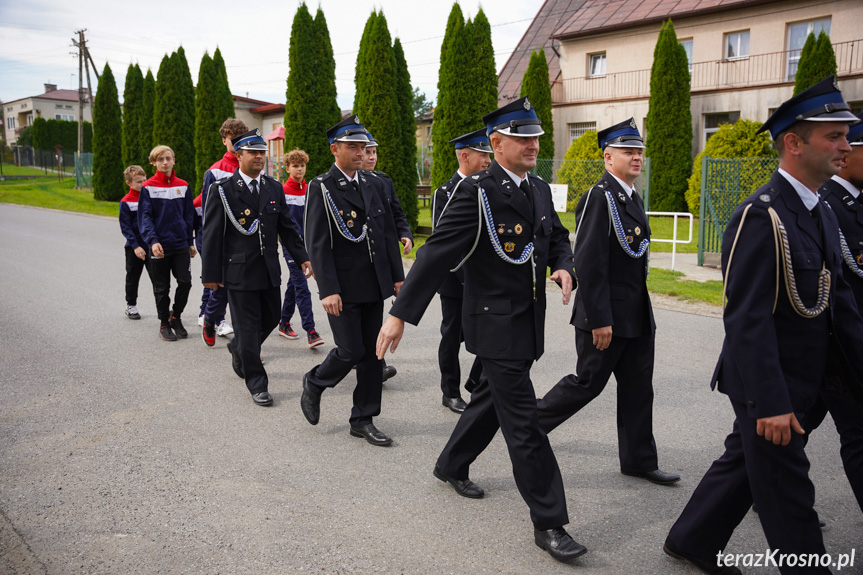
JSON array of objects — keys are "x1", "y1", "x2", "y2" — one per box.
[
  {"x1": 588, "y1": 53, "x2": 606, "y2": 77},
  {"x1": 724, "y1": 31, "x2": 750, "y2": 60},
  {"x1": 786, "y1": 18, "x2": 831, "y2": 80},
  {"x1": 27, "y1": 114, "x2": 33, "y2": 126},
  {"x1": 849, "y1": 101, "x2": 863, "y2": 116},
  {"x1": 54, "y1": 114, "x2": 75, "y2": 121},
  {"x1": 703, "y1": 112, "x2": 740, "y2": 147},
  {"x1": 680, "y1": 39, "x2": 693, "y2": 73},
  {"x1": 6, "y1": 117, "x2": 15, "y2": 129},
  {"x1": 65, "y1": 105, "x2": 73, "y2": 109},
  {"x1": 569, "y1": 121, "x2": 597, "y2": 143}
]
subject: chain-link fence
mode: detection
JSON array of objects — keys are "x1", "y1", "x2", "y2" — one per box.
[
  {"x1": 698, "y1": 157, "x2": 778, "y2": 265},
  {"x1": 11, "y1": 146, "x2": 77, "y2": 176},
  {"x1": 534, "y1": 158, "x2": 652, "y2": 211},
  {"x1": 75, "y1": 152, "x2": 93, "y2": 188}
]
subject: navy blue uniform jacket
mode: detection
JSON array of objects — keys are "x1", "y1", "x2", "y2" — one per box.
[{"x1": 432, "y1": 171, "x2": 467, "y2": 299}]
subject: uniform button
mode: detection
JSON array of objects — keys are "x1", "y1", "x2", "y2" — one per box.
[
  {"x1": 368, "y1": 228, "x2": 373, "y2": 233},
  {"x1": 747, "y1": 400, "x2": 756, "y2": 407},
  {"x1": 483, "y1": 306, "x2": 489, "y2": 311},
  {"x1": 371, "y1": 240, "x2": 375, "y2": 245}
]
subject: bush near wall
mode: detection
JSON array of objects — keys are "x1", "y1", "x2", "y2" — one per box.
[{"x1": 556, "y1": 130, "x2": 604, "y2": 211}]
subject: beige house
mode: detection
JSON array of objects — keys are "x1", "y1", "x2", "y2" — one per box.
[
  {"x1": 3, "y1": 84, "x2": 91, "y2": 145},
  {"x1": 499, "y1": 0, "x2": 863, "y2": 157}
]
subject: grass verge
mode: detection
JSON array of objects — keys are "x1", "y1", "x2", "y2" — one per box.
[
  {"x1": 647, "y1": 267, "x2": 723, "y2": 306},
  {"x1": 0, "y1": 176, "x2": 116, "y2": 217}
]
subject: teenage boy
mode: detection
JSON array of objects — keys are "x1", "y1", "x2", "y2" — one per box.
[
  {"x1": 279, "y1": 148, "x2": 325, "y2": 348},
  {"x1": 138, "y1": 145, "x2": 196, "y2": 342},
  {"x1": 198, "y1": 119, "x2": 248, "y2": 346},
  {"x1": 119, "y1": 165, "x2": 151, "y2": 319}
]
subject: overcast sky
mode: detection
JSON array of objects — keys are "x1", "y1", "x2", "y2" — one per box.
[{"x1": 0, "y1": 0, "x2": 541, "y2": 109}]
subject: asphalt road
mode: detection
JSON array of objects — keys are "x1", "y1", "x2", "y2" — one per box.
[{"x1": 0, "y1": 203, "x2": 860, "y2": 575}]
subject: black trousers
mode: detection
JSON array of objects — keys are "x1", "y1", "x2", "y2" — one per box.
[
  {"x1": 805, "y1": 389, "x2": 863, "y2": 512},
  {"x1": 227, "y1": 286, "x2": 281, "y2": 395},
  {"x1": 306, "y1": 300, "x2": 383, "y2": 426},
  {"x1": 438, "y1": 295, "x2": 483, "y2": 397},
  {"x1": 667, "y1": 401, "x2": 828, "y2": 574},
  {"x1": 436, "y1": 357, "x2": 569, "y2": 530},
  {"x1": 149, "y1": 248, "x2": 192, "y2": 322},
  {"x1": 537, "y1": 328, "x2": 658, "y2": 473},
  {"x1": 124, "y1": 246, "x2": 151, "y2": 306}
]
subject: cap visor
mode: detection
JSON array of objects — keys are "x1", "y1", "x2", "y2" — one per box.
[
  {"x1": 803, "y1": 110, "x2": 860, "y2": 122},
  {"x1": 469, "y1": 144, "x2": 493, "y2": 153},
  {"x1": 498, "y1": 126, "x2": 545, "y2": 137},
  {"x1": 335, "y1": 134, "x2": 370, "y2": 143},
  {"x1": 606, "y1": 142, "x2": 645, "y2": 149}
]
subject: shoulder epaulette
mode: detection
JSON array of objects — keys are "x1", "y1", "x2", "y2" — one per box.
[
  {"x1": 749, "y1": 187, "x2": 779, "y2": 210},
  {"x1": 215, "y1": 175, "x2": 231, "y2": 184},
  {"x1": 373, "y1": 170, "x2": 391, "y2": 180}
]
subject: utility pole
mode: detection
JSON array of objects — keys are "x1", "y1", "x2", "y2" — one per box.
[{"x1": 73, "y1": 29, "x2": 85, "y2": 154}]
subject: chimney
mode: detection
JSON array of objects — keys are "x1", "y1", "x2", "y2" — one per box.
[{"x1": 44, "y1": 83, "x2": 57, "y2": 93}]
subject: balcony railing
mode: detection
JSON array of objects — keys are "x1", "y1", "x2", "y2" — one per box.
[{"x1": 552, "y1": 39, "x2": 863, "y2": 104}]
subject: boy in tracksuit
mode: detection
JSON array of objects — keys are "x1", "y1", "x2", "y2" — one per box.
[
  {"x1": 198, "y1": 118, "x2": 248, "y2": 346},
  {"x1": 119, "y1": 165, "x2": 151, "y2": 319},
  {"x1": 138, "y1": 145, "x2": 196, "y2": 342}
]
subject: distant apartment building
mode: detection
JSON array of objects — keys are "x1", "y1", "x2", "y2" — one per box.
[
  {"x1": 498, "y1": 0, "x2": 863, "y2": 157},
  {"x1": 3, "y1": 84, "x2": 91, "y2": 145}
]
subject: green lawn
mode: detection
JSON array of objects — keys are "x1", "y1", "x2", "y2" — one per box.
[
  {"x1": 647, "y1": 267, "x2": 723, "y2": 306},
  {"x1": 0, "y1": 164, "x2": 70, "y2": 177},
  {"x1": 0, "y1": 176, "x2": 115, "y2": 217}
]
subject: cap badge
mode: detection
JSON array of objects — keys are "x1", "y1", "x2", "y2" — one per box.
[
  {"x1": 254, "y1": 128, "x2": 262, "y2": 137},
  {"x1": 523, "y1": 98, "x2": 531, "y2": 111},
  {"x1": 504, "y1": 242, "x2": 516, "y2": 253},
  {"x1": 630, "y1": 119, "x2": 637, "y2": 129},
  {"x1": 759, "y1": 194, "x2": 771, "y2": 203},
  {"x1": 834, "y1": 77, "x2": 840, "y2": 90},
  {"x1": 514, "y1": 223, "x2": 523, "y2": 235}
]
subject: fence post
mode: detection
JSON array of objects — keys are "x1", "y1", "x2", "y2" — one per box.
[{"x1": 698, "y1": 155, "x2": 708, "y2": 266}]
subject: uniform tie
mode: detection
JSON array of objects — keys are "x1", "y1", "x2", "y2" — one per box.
[
  {"x1": 520, "y1": 179, "x2": 534, "y2": 213},
  {"x1": 812, "y1": 203, "x2": 823, "y2": 237},
  {"x1": 250, "y1": 179, "x2": 259, "y2": 200},
  {"x1": 351, "y1": 180, "x2": 360, "y2": 193}
]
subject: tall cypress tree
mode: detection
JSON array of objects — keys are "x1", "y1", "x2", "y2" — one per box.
[
  {"x1": 353, "y1": 11, "x2": 378, "y2": 115},
  {"x1": 153, "y1": 48, "x2": 197, "y2": 190},
  {"x1": 92, "y1": 63, "x2": 124, "y2": 201},
  {"x1": 313, "y1": 8, "x2": 342, "y2": 174},
  {"x1": 212, "y1": 47, "x2": 235, "y2": 122},
  {"x1": 152, "y1": 55, "x2": 170, "y2": 147},
  {"x1": 284, "y1": 3, "x2": 339, "y2": 179},
  {"x1": 793, "y1": 33, "x2": 818, "y2": 95},
  {"x1": 139, "y1": 69, "x2": 156, "y2": 175},
  {"x1": 794, "y1": 31, "x2": 837, "y2": 94},
  {"x1": 393, "y1": 37, "x2": 419, "y2": 230},
  {"x1": 645, "y1": 20, "x2": 691, "y2": 211},
  {"x1": 429, "y1": 4, "x2": 465, "y2": 189},
  {"x1": 195, "y1": 53, "x2": 224, "y2": 194},
  {"x1": 520, "y1": 49, "x2": 554, "y2": 161},
  {"x1": 465, "y1": 10, "x2": 498, "y2": 132},
  {"x1": 121, "y1": 63, "x2": 143, "y2": 168}
]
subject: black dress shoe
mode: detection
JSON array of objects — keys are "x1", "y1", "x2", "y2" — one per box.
[
  {"x1": 664, "y1": 536, "x2": 742, "y2": 574},
  {"x1": 226, "y1": 339, "x2": 244, "y2": 378},
  {"x1": 623, "y1": 469, "x2": 681, "y2": 485},
  {"x1": 252, "y1": 392, "x2": 273, "y2": 406},
  {"x1": 433, "y1": 464, "x2": 484, "y2": 498},
  {"x1": 442, "y1": 395, "x2": 467, "y2": 413},
  {"x1": 382, "y1": 364, "x2": 397, "y2": 383},
  {"x1": 534, "y1": 527, "x2": 588, "y2": 562},
  {"x1": 300, "y1": 373, "x2": 320, "y2": 425},
  {"x1": 349, "y1": 423, "x2": 392, "y2": 446}
]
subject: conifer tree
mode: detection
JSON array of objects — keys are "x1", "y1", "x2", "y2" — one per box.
[
  {"x1": 645, "y1": 20, "x2": 691, "y2": 211},
  {"x1": 92, "y1": 63, "x2": 124, "y2": 201},
  {"x1": 139, "y1": 69, "x2": 156, "y2": 175},
  {"x1": 353, "y1": 11, "x2": 378, "y2": 115},
  {"x1": 465, "y1": 10, "x2": 498, "y2": 131},
  {"x1": 520, "y1": 49, "x2": 554, "y2": 162},
  {"x1": 122, "y1": 63, "x2": 144, "y2": 168},
  {"x1": 794, "y1": 31, "x2": 837, "y2": 94},
  {"x1": 429, "y1": 4, "x2": 465, "y2": 189},
  {"x1": 393, "y1": 37, "x2": 419, "y2": 230},
  {"x1": 152, "y1": 55, "x2": 170, "y2": 147},
  {"x1": 312, "y1": 7, "x2": 342, "y2": 176},
  {"x1": 195, "y1": 53, "x2": 225, "y2": 194},
  {"x1": 212, "y1": 47, "x2": 235, "y2": 122},
  {"x1": 153, "y1": 48, "x2": 197, "y2": 190}
]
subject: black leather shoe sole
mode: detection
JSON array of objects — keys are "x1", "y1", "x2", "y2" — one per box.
[
  {"x1": 349, "y1": 425, "x2": 393, "y2": 446},
  {"x1": 534, "y1": 528, "x2": 588, "y2": 562},
  {"x1": 442, "y1": 395, "x2": 467, "y2": 414},
  {"x1": 382, "y1": 365, "x2": 397, "y2": 383},
  {"x1": 623, "y1": 469, "x2": 681, "y2": 485},
  {"x1": 433, "y1": 465, "x2": 484, "y2": 498},
  {"x1": 300, "y1": 374, "x2": 321, "y2": 425}
]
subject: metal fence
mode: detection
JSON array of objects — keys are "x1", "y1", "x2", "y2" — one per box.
[
  {"x1": 698, "y1": 157, "x2": 778, "y2": 265},
  {"x1": 534, "y1": 157, "x2": 651, "y2": 211},
  {"x1": 11, "y1": 146, "x2": 77, "y2": 175},
  {"x1": 75, "y1": 153, "x2": 94, "y2": 188}
]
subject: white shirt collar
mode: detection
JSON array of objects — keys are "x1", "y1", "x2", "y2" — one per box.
[
  {"x1": 608, "y1": 171, "x2": 636, "y2": 198},
  {"x1": 238, "y1": 169, "x2": 262, "y2": 189},
  {"x1": 778, "y1": 168, "x2": 820, "y2": 211},
  {"x1": 335, "y1": 164, "x2": 359, "y2": 184},
  {"x1": 832, "y1": 174, "x2": 861, "y2": 199},
  {"x1": 499, "y1": 165, "x2": 525, "y2": 188},
  {"x1": 457, "y1": 170, "x2": 468, "y2": 180}
]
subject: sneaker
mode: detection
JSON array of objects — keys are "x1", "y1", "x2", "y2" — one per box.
[
  {"x1": 307, "y1": 330, "x2": 325, "y2": 348},
  {"x1": 125, "y1": 305, "x2": 141, "y2": 320},
  {"x1": 279, "y1": 322, "x2": 299, "y2": 340},
  {"x1": 202, "y1": 319, "x2": 216, "y2": 347},
  {"x1": 216, "y1": 320, "x2": 234, "y2": 337},
  {"x1": 197, "y1": 314, "x2": 204, "y2": 327},
  {"x1": 160, "y1": 323, "x2": 178, "y2": 342},
  {"x1": 169, "y1": 313, "x2": 188, "y2": 339}
]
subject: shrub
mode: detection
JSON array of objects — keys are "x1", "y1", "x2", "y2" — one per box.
[{"x1": 556, "y1": 130, "x2": 604, "y2": 211}]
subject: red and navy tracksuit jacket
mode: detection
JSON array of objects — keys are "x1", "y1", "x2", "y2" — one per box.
[
  {"x1": 138, "y1": 170, "x2": 194, "y2": 252},
  {"x1": 119, "y1": 188, "x2": 146, "y2": 249},
  {"x1": 196, "y1": 152, "x2": 240, "y2": 252}
]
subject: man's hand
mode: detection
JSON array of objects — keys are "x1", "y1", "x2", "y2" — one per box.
[
  {"x1": 394, "y1": 281, "x2": 404, "y2": 296},
  {"x1": 550, "y1": 269, "x2": 573, "y2": 305},
  {"x1": 300, "y1": 261, "x2": 314, "y2": 279},
  {"x1": 400, "y1": 237, "x2": 413, "y2": 255},
  {"x1": 134, "y1": 247, "x2": 147, "y2": 261},
  {"x1": 151, "y1": 242, "x2": 164, "y2": 258},
  {"x1": 203, "y1": 282, "x2": 223, "y2": 290},
  {"x1": 189, "y1": 246, "x2": 197, "y2": 258},
  {"x1": 757, "y1": 413, "x2": 805, "y2": 446},
  {"x1": 592, "y1": 325, "x2": 612, "y2": 351},
  {"x1": 377, "y1": 315, "x2": 405, "y2": 359},
  {"x1": 322, "y1": 293, "x2": 342, "y2": 317}
]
